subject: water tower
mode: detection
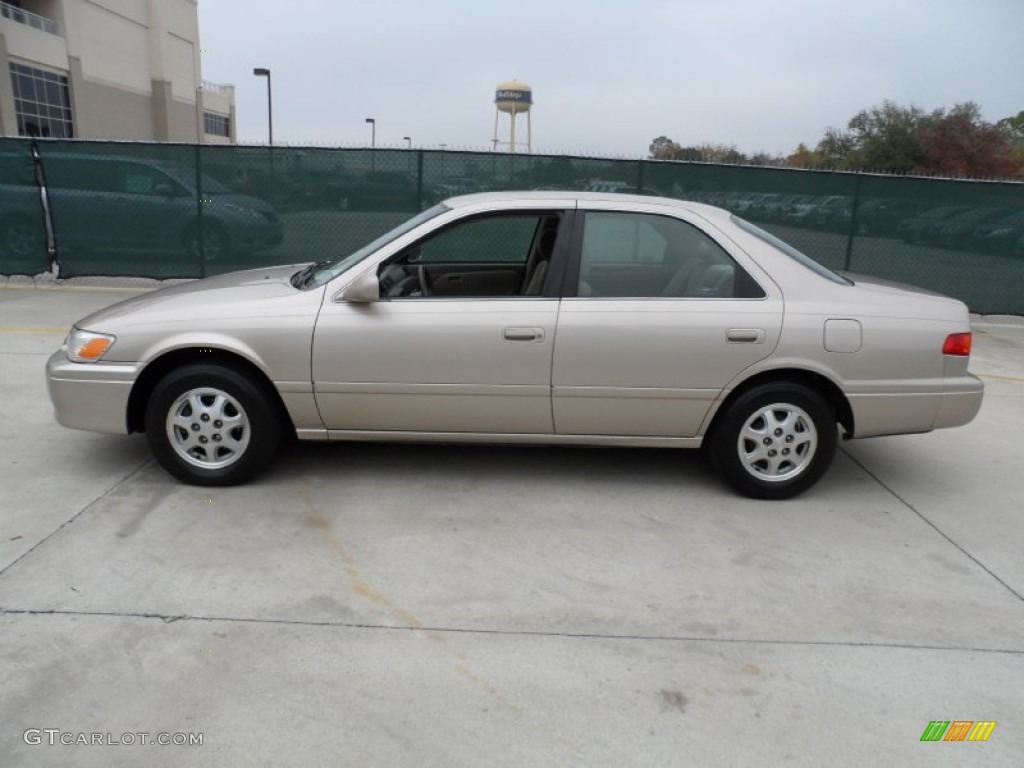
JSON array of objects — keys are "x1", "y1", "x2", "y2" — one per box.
[{"x1": 493, "y1": 80, "x2": 532, "y2": 153}]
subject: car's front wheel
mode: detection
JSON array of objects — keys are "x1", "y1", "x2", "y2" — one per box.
[
  {"x1": 145, "y1": 364, "x2": 281, "y2": 485},
  {"x1": 185, "y1": 222, "x2": 231, "y2": 262},
  {"x1": 710, "y1": 383, "x2": 837, "y2": 500}
]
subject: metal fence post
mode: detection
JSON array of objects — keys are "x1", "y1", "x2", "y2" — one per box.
[
  {"x1": 30, "y1": 140, "x2": 58, "y2": 276},
  {"x1": 194, "y1": 144, "x2": 206, "y2": 279},
  {"x1": 843, "y1": 171, "x2": 863, "y2": 272},
  {"x1": 416, "y1": 150, "x2": 424, "y2": 210}
]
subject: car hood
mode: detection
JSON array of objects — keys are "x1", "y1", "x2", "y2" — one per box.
[
  {"x1": 75, "y1": 264, "x2": 314, "y2": 330},
  {"x1": 213, "y1": 193, "x2": 277, "y2": 214}
]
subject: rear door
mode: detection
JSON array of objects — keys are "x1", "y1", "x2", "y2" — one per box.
[{"x1": 551, "y1": 203, "x2": 784, "y2": 437}]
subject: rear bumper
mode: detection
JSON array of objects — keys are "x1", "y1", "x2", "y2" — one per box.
[
  {"x1": 934, "y1": 374, "x2": 985, "y2": 430},
  {"x1": 46, "y1": 351, "x2": 142, "y2": 435},
  {"x1": 848, "y1": 374, "x2": 983, "y2": 438}
]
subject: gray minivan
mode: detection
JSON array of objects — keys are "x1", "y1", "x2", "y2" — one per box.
[{"x1": 1, "y1": 153, "x2": 282, "y2": 268}]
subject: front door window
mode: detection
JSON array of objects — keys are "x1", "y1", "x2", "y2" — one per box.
[{"x1": 378, "y1": 213, "x2": 562, "y2": 298}]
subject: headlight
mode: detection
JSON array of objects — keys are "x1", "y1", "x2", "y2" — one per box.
[
  {"x1": 223, "y1": 203, "x2": 260, "y2": 218},
  {"x1": 66, "y1": 328, "x2": 116, "y2": 363}
]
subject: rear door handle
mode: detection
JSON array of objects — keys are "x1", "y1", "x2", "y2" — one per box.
[
  {"x1": 726, "y1": 328, "x2": 765, "y2": 343},
  {"x1": 503, "y1": 327, "x2": 544, "y2": 342}
]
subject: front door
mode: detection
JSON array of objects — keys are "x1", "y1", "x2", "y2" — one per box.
[{"x1": 312, "y1": 210, "x2": 569, "y2": 435}]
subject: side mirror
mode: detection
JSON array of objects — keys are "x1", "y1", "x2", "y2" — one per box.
[{"x1": 341, "y1": 270, "x2": 380, "y2": 303}]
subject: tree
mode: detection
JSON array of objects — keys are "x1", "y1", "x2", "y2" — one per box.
[
  {"x1": 649, "y1": 136, "x2": 683, "y2": 160},
  {"x1": 840, "y1": 100, "x2": 940, "y2": 172},
  {"x1": 648, "y1": 102, "x2": 1024, "y2": 177},
  {"x1": 747, "y1": 151, "x2": 785, "y2": 167},
  {"x1": 814, "y1": 128, "x2": 857, "y2": 169},
  {"x1": 696, "y1": 143, "x2": 748, "y2": 164},
  {"x1": 807, "y1": 101, "x2": 1022, "y2": 177},
  {"x1": 996, "y1": 110, "x2": 1024, "y2": 142},
  {"x1": 787, "y1": 142, "x2": 825, "y2": 169},
  {"x1": 675, "y1": 145, "x2": 706, "y2": 161},
  {"x1": 648, "y1": 137, "x2": 751, "y2": 164},
  {"x1": 997, "y1": 111, "x2": 1024, "y2": 167},
  {"x1": 917, "y1": 103, "x2": 1022, "y2": 177},
  {"x1": 649, "y1": 136, "x2": 710, "y2": 161}
]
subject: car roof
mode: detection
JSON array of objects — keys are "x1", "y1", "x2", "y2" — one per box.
[{"x1": 444, "y1": 190, "x2": 732, "y2": 222}]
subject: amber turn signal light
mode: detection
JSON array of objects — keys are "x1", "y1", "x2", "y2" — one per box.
[
  {"x1": 77, "y1": 337, "x2": 113, "y2": 359},
  {"x1": 66, "y1": 329, "x2": 117, "y2": 363}
]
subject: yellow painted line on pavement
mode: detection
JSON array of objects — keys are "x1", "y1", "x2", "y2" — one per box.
[
  {"x1": 0, "y1": 326, "x2": 68, "y2": 334},
  {"x1": 976, "y1": 372, "x2": 1024, "y2": 384}
]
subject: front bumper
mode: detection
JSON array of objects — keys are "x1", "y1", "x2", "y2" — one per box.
[{"x1": 46, "y1": 351, "x2": 143, "y2": 435}]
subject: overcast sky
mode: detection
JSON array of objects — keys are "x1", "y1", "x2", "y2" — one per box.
[{"x1": 197, "y1": 0, "x2": 1023, "y2": 157}]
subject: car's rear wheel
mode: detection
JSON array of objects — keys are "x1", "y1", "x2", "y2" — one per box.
[
  {"x1": 145, "y1": 364, "x2": 281, "y2": 486},
  {"x1": 710, "y1": 383, "x2": 837, "y2": 500},
  {"x1": 3, "y1": 215, "x2": 42, "y2": 258}
]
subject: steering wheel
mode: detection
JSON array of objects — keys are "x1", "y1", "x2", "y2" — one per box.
[{"x1": 417, "y1": 264, "x2": 432, "y2": 296}]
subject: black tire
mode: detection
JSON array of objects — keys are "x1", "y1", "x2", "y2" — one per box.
[
  {"x1": 145, "y1": 364, "x2": 281, "y2": 486},
  {"x1": 3, "y1": 215, "x2": 43, "y2": 258},
  {"x1": 709, "y1": 383, "x2": 837, "y2": 500},
  {"x1": 185, "y1": 222, "x2": 231, "y2": 262}
]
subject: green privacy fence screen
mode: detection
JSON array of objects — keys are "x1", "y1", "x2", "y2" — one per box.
[{"x1": 2, "y1": 137, "x2": 1022, "y2": 313}]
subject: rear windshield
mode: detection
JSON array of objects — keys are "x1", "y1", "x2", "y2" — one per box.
[{"x1": 731, "y1": 215, "x2": 852, "y2": 286}]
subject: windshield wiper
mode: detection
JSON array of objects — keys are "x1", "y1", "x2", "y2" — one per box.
[{"x1": 291, "y1": 260, "x2": 332, "y2": 289}]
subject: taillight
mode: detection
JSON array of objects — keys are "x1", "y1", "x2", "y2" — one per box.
[{"x1": 942, "y1": 332, "x2": 972, "y2": 356}]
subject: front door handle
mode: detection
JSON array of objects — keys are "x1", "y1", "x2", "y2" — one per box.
[
  {"x1": 726, "y1": 328, "x2": 765, "y2": 343},
  {"x1": 503, "y1": 327, "x2": 544, "y2": 342}
]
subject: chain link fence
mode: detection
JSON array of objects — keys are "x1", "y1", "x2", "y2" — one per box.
[{"x1": 2, "y1": 137, "x2": 1022, "y2": 312}]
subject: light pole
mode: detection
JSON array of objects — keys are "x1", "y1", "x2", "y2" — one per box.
[
  {"x1": 403, "y1": 137, "x2": 414, "y2": 172},
  {"x1": 252, "y1": 68, "x2": 272, "y2": 144},
  {"x1": 365, "y1": 117, "x2": 376, "y2": 170}
]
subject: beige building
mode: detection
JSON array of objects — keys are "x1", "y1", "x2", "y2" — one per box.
[{"x1": 0, "y1": 0, "x2": 234, "y2": 142}]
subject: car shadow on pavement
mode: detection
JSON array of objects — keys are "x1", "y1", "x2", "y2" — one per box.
[{"x1": 270, "y1": 439, "x2": 717, "y2": 492}]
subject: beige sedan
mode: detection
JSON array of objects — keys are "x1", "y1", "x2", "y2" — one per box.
[{"x1": 46, "y1": 192, "x2": 983, "y2": 498}]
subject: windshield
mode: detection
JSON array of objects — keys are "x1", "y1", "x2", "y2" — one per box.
[
  {"x1": 307, "y1": 204, "x2": 449, "y2": 287},
  {"x1": 158, "y1": 165, "x2": 232, "y2": 195},
  {"x1": 198, "y1": 174, "x2": 232, "y2": 195},
  {"x1": 731, "y1": 215, "x2": 852, "y2": 286}
]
